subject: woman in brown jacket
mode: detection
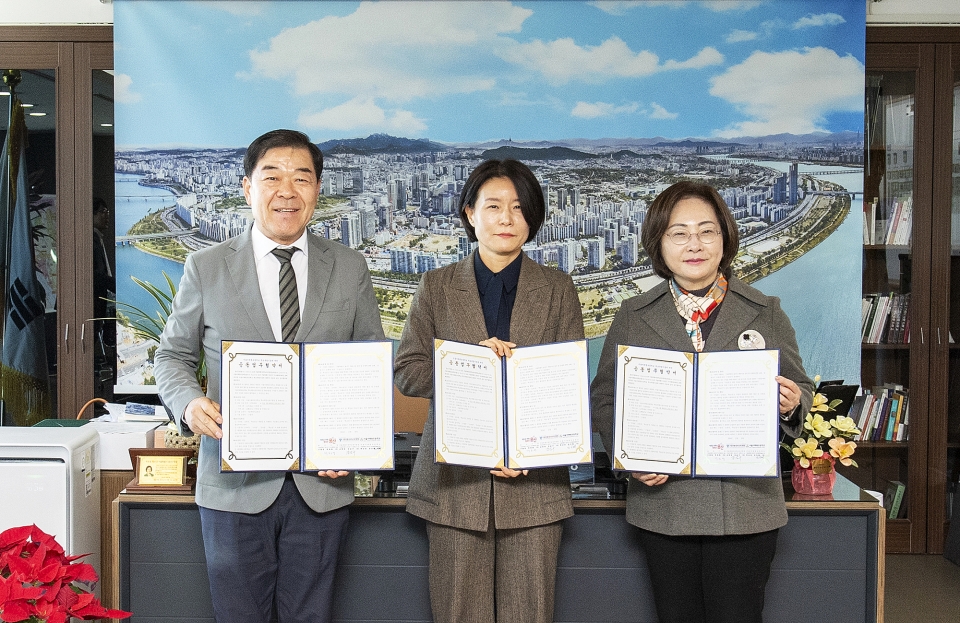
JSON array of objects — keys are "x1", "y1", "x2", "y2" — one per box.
[{"x1": 394, "y1": 159, "x2": 584, "y2": 623}]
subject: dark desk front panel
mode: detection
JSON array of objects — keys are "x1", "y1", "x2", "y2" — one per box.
[{"x1": 119, "y1": 500, "x2": 880, "y2": 623}]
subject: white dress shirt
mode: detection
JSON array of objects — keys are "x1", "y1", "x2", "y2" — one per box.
[{"x1": 251, "y1": 226, "x2": 309, "y2": 342}]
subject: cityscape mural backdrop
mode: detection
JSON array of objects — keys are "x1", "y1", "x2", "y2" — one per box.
[{"x1": 113, "y1": 0, "x2": 866, "y2": 390}]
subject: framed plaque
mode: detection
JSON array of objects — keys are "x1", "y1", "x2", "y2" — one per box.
[{"x1": 125, "y1": 448, "x2": 196, "y2": 494}]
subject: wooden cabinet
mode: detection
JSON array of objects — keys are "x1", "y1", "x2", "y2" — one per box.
[
  {"x1": 0, "y1": 26, "x2": 114, "y2": 423},
  {"x1": 862, "y1": 27, "x2": 960, "y2": 553}
]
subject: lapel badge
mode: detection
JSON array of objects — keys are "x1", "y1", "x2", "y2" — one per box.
[{"x1": 738, "y1": 330, "x2": 765, "y2": 350}]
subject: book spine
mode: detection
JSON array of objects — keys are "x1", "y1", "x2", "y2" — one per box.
[
  {"x1": 889, "y1": 481, "x2": 905, "y2": 519},
  {"x1": 885, "y1": 394, "x2": 900, "y2": 441},
  {"x1": 873, "y1": 390, "x2": 892, "y2": 442}
]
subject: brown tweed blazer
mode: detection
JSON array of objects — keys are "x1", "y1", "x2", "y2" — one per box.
[
  {"x1": 591, "y1": 276, "x2": 814, "y2": 536},
  {"x1": 394, "y1": 251, "x2": 585, "y2": 532}
]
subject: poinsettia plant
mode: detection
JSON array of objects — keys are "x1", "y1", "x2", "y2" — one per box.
[
  {"x1": 0, "y1": 525, "x2": 131, "y2": 623},
  {"x1": 781, "y1": 384, "x2": 861, "y2": 470}
]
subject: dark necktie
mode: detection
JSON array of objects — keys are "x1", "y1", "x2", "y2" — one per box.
[{"x1": 271, "y1": 247, "x2": 300, "y2": 342}]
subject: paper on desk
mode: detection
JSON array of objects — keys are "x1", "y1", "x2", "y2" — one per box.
[
  {"x1": 101, "y1": 402, "x2": 169, "y2": 422},
  {"x1": 86, "y1": 420, "x2": 162, "y2": 469}
]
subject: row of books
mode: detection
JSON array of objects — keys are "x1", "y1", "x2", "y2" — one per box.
[
  {"x1": 863, "y1": 196, "x2": 913, "y2": 245},
  {"x1": 861, "y1": 293, "x2": 910, "y2": 344},
  {"x1": 847, "y1": 385, "x2": 909, "y2": 443},
  {"x1": 861, "y1": 292, "x2": 911, "y2": 344}
]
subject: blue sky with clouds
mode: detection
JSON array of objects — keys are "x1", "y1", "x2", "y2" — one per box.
[{"x1": 114, "y1": 0, "x2": 865, "y2": 149}]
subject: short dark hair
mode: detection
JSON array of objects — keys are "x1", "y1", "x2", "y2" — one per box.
[
  {"x1": 243, "y1": 129, "x2": 324, "y2": 179},
  {"x1": 640, "y1": 181, "x2": 740, "y2": 281},
  {"x1": 459, "y1": 159, "x2": 545, "y2": 243}
]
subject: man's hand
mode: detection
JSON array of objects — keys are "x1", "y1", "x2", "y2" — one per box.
[{"x1": 184, "y1": 397, "x2": 222, "y2": 439}]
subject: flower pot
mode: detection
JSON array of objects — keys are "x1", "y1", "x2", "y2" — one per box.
[{"x1": 791, "y1": 456, "x2": 836, "y2": 495}]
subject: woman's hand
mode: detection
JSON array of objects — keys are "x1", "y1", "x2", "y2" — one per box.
[
  {"x1": 479, "y1": 337, "x2": 516, "y2": 358},
  {"x1": 776, "y1": 375, "x2": 802, "y2": 414},
  {"x1": 491, "y1": 466, "x2": 529, "y2": 478},
  {"x1": 632, "y1": 472, "x2": 668, "y2": 486},
  {"x1": 316, "y1": 470, "x2": 350, "y2": 479}
]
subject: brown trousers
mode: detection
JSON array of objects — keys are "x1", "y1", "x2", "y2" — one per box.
[{"x1": 424, "y1": 516, "x2": 563, "y2": 623}]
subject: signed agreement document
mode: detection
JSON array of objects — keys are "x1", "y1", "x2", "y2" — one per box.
[
  {"x1": 433, "y1": 339, "x2": 592, "y2": 470},
  {"x1": 220, "y1": 340, "x2": 394, "y2": 472},
  {"x1": 612, "y1": 346, "x2": 780, "y2": 478}
]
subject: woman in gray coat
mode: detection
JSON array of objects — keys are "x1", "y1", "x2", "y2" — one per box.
[
  {"x1": 395, "y1": 159, "x2": 584, "y2": 623},
  {"x1": 591, "y1": 181, "x2": 813, "y2": 623}
]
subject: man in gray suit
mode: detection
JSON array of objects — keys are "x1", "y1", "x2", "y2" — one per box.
[{"x1": 154, "y1": 129, "x2": 384, "y2": 623}]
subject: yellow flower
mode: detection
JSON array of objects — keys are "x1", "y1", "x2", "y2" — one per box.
[
  {"x1": 809, "y1": 392, "x2": 831, "y2": 412},
  {"x1": 830, "y1": 415, "x2": 861, "y2": 437},
  {"x1": 792, "y1": 437, "x2": 824, "y2": 468},
  {"x1": 828, "y1": 437, "x2": 858, "y2": 467},
  {"x1": 804, "y1": 413, "x2": 833, "y2": 439}
]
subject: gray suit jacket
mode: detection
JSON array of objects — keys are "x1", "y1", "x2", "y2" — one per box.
[
  {"x1": 591, "y1": 276, "x2": 813, "y2": 536},
  {"x1": 154, "y1": 229, "x2": 384, "y2": 514},
  {"x1": 394, "y1": 252, "x2": 584, "y2": 532}
]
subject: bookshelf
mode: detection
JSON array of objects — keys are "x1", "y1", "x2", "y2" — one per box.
[{"x1": 859, "y1": 28, "x2": 960, "y2": 554}]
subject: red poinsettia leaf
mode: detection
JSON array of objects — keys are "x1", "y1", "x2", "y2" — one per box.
[
  {"x1": 30, "y1": 526, "x2": 64, "y2": 555},
  {"x1": 33, "y1": 598, "x2": 60, "y2": 619},
  {"x1": 35, "y1": 599, "x2": 69, "y2": 623},
  {"x1": 0, "y1": 599, "x2": 38, "y2": 622},
  {"x1": 37, "y1": 559, "x2": 66, "y2": 584},
  {"x1": 105, "y1": 608, "x2": 134, "y2": 620},
  {"x1": 0, "y1": 525, "x2": 33, "y2": 550},
  {"x1": 6, "y1": 549, "x2": 42, "y2": 580},
  {"x1": 56, "y1": 583, "x2": 79, "y2": 609},
  {"x1": 35, "y1": 578, "x2": 64, "y2": 603},
  {"x1": 64, "y1": 561, "x2": 98, "y2": 584}
]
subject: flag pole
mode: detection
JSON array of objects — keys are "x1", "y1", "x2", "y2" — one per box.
[{"x1": 0, "y1": 70, "x2": 22, "y2": 425}]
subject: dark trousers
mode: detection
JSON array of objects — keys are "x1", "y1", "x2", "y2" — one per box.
[
  {"x1": 199, "y1": 476, "x2": 349, "y2": 623},
  {"x1": 636, "y1": 527, "x2": 780, "y2": 623}
]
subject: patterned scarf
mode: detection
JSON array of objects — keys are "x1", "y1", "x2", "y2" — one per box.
[{"x1": 668, "y1": 273, "x2": 728, "y2": 352}]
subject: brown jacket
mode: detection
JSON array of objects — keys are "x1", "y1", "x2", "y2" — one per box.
[{"x1": 394, "y1": 251, "x2": 584, "y2": 531}]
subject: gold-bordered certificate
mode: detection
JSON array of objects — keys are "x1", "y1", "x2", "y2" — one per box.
[
  {"x1": 221, "y1": 341, "x2": 301, "y2": 472},
  {"x1": 302, "y1": 341, "x2": 394, "y2": 471},
  {"x1": 434, "y1": 339, "x2": 591, "y2": 470},
  {"x1": 613, "y1": 346, "x2": 780, "y2": 478},
  {"x1": 220, "y1": 340, "x2": 394, "y2": 472}
]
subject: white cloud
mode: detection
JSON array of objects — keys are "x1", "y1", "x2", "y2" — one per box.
[
  {"x1": 700, "y1": 1, "x2": 763, "y2": 12},
  {"x1": 298, "y1": 97, "x2": 427, "y2": 135},
  {"x1": 211, "y1": 2, "x2": 267, "y2": 17},
  {"x1": 244, "y1": 1, "x2": 527, "y2": 101},
  {"x1": 709, "y1": 47, "x2": 863, "y2": 137},
  {"x1": 588, "y1": 1, "x2": 663, "y2": 16},
  {"x1": 726, "y1": 29, "x2": 758, "y2": 43},
  {"x1": 648, "y1": 102, "x2": 678, "y2": 120},
  {"x1": 591, "y1": 1, "x2": 761, "y2": 15},
  {"x1": 499, "y1": 38, "x2": 722, "y2": 85},
  {"x1": 114, "y1": 73, "x2": 142, "y2": 104},
  {"x1": 571, "y1": 101, "x2": 640, "y2": 119},
  {"x1": 663, "y1": 47, "x2": 723, "y2": 70},
  {"x1": 792, "y1": 13, "x2": 846, "y2": 29}
]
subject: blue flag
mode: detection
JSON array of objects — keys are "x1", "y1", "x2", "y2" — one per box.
[{"x1": 1, "y1": 96, "x2": 50, "y2": 426}]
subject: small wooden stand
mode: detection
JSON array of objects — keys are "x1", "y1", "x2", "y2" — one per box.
[{"x1": 125, "y1": 448, "x2": 196, "y2": 494}]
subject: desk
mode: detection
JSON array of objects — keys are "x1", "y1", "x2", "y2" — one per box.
[{"x1": 114, "y1": 475, "x2": 883, "y2": 623}]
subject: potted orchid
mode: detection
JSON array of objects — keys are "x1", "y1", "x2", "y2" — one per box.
[
  {"x1": 781, "y1": 386, "x2": 860, "y2": 495},
  {"x1": 0, "y1": 524, "x2": 131, "y2": 623}
]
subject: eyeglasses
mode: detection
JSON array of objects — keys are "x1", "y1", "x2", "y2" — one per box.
[{"x1": 664, "y1": 228, "x2": 721, "y2": 245}]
